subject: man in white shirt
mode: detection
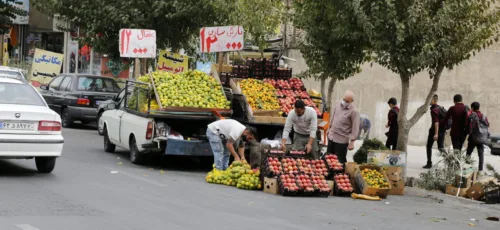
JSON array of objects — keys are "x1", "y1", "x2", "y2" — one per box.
[
  {"x1": 281, "y1": 100, "x2": 319, "y2": 158},
  {"x1": 206, "y1": 119, "x2": 257, "y2": 170}
]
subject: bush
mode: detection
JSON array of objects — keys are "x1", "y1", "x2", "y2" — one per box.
[{"x1": 353, "y1": 138, "x2": 388, "y2": 164}]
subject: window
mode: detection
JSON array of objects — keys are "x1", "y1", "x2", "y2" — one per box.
[
  {"x1": 49, "y1": 76, "x2": 64, "y2": 90},
  {"x1": 0, "y1": 70, "x2": 23, "y2": 81},
  {"x1": 77, "y1": 76, "x2": 121, "y2": 93},
  {"x1": 59, "y1": 76, "x2": 72, "y2": 91},
  {"x1": 0, "y1": 83, "x2": 46, "y2": 106}
]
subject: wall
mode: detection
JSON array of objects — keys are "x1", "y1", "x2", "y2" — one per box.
[{"x1": 287, "y1": 49, "x2": 500, "y2": 145}]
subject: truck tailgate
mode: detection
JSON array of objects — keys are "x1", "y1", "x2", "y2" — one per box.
[{"x1": 165, "y1": 138, "x2": 212, "y2": 156}]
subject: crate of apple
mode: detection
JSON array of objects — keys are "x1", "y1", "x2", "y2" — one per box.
[
  {"x1": 311, "y1": 159, "x2": 329, "y2": 177},
  {"x1": 324, "y1": 154, "x2": 344, "y2": 172},
  {"x1": 281, "y1": 158, "x2": 298, "y2": 174},
  {"x1": 311, "y1": 175, "x2": 331, "y2": 197},
  {"x1": 278, "y1": 174, "x2": 299, "y2": 196},
  {"x1": 333, "y1": 174, "x2": 354, "y2": 196},
  {"x1": 267, "y1": 149, "x2": 285, "y2": 158},
  {"x1": 296, "y1": 174, "x2": 315, "y2": 195},
  {"x1": 296, "y1": 158, "x2": 314, "y2": 174},
  {"x1": 266, "y1": 157, "x2": 282, "y2": 177}
]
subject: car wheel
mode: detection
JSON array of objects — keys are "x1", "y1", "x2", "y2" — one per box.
[
  {"x1": 35, "y1": 157, "x2": 56, "y2": 173},
  {"x1": 129, "y1": 136, "x2": 144, "y2": 165},
  {"x1": 104, "y1": 128, "x2": 116, "y2": 153},
  {"x1": 97, "y1": 111, "x2": 104, "y2": 136},
  {"x1": 61, "y1": 108, "x2": 74, "y2": 128}
]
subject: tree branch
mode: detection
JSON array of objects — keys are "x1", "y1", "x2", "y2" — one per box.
[{"x1": 407, "y1": 65, "x2": 445, "y2": 128}]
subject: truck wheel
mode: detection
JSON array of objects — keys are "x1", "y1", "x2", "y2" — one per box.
[
  {"x1": 97, "y1": 111, "x2": 104, "y2": 136},
  {"x1": 35, "y1": 157, "x2": 56, "y2": 173},
  {"x1": 61, "y1": 108, "x2": 74, "y2": 128},
  {"x1": 104, "y1": 128, "x2": 116, "y2": 153},
  {"x1": 129, "y1": 136, "x2": 144, "y2": 165}
]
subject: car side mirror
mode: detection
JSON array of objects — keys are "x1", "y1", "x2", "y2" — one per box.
[
  {"x1": 40, "y1": 85, "x2": 48, "y2": 90},
  {"x1": 107, "y1": 103, "x2": 116, "y2": 110}
]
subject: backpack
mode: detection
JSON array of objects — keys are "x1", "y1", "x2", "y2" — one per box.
[
  {"x1": 438, "y1": 106, "x2": 447, "y2": 120},
  {"x1": 469, "y1": 112, "x2": 489, "y2": 144}
]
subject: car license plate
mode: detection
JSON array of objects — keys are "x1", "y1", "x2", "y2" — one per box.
[{"x1": 0, "y1": 122, "x2": 35, "y2": 130}]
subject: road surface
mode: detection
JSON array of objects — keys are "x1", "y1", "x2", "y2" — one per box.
[{"x1": 0, "y1": 126, "x2": 499, "y2": 230}]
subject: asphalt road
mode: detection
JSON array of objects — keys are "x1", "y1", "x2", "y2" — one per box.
[{"x1": 0, "y1": 126, "x2": 499, "y2": 230}]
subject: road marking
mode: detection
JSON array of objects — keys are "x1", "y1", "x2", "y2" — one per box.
[
  {"x1": 106, "y1": 167, "x2": 167, "y2": 187},
  {"x1": 15, "y1": 224, "x2": 40, "y2": 230}
]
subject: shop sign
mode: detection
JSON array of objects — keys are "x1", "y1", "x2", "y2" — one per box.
[
  {"x1": 199, "y1": 26, "x2": 244, "y2": 53},
  {"x1": 105, "y1": 59, "x2": 126, "y2": 77},
  {"x1": 30, "y1": 49, "x2": 64, "y2": 87},
  {"x1": 119, "y1": 29, "x2": 157, "y2": 58},
  {"x1": 157, "y1": 50, "x2": 188, "y2": 74},
  {"x1": 26, "y1": 34, "x2": 42, "y2": 44},
  {"x1": 10, "y1": 0, "x2": 29, "y2": 25}
]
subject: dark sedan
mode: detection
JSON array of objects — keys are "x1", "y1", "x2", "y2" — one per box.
[
  {"x1": 487, "y1": 134, "x2": 500, "y2": 156},
  {"x1": 40, "y1": 74, "x2": 120, "y2": 127}
]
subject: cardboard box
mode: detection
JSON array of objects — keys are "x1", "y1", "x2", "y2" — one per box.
[
  {"x1": 327, "y1": 180, "x2": 335, "y2": 196},
  {"x1": 466, "y1": 176, "x2": 499, "y2": 200},
  {"x1": 382, "y1": 166, "x2": 404, "y2": 182},
  {"x1": 367, "y1": 150, "x2": 407, "y2": 166},
  {"x1": 446, "y1": 184, "x2": 469, "y2": 198},
  {"x1": 345, "y1": 162, "x2": 359, "y2": 179},
  {"x1": 355, "y1": 165, "x2": 392, "y2": 199},
  {"x1": 454, "y1": 167, "x2": 478, "y2": 188},
  {"x1": 389, "y1": 180, "x2": 405, "y2": 195},
  {"x1": 263, "y1": 177, "x2": 279, "y2": 195}
]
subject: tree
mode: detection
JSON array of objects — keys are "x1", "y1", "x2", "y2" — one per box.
[
  {"x1": 292, "y1": 0, "x2": 372, "y2": 111},
  {"x1": 0, "y1": 0, "x2": 28, "y2": 34},
  {"x1": 336, "y1": 0, "x2": 500, "y2": 152}
]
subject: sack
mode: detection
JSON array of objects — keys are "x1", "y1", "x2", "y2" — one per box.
[{"x1": 470, "y1": 112, "x2": 489, "y2": 144}]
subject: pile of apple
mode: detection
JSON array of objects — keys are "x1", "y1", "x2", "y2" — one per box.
[
  {"x1": 311, "y1": 159, "x2": 329, "y2": 177},
  {"x1": 296, "y1": 174, "x2": 315, "y2": 192},
  {"x1": 279, "y1": 174, "x2": 299, "y2": 192},
  {"x1": 276, "y1": 89, "x2": 309, "y2": 98},
  {"x1": 311, "y1": 175, "x2": 331, "y2": 193},
  {"x1": 296, "y1": 158, "x2": 313, "y2": 174},
  {"x1": 267, "y1": 157, "x2": 282, "y2": 175},
  {"x1": 281, "y1": 158, "x2": 298, "y2": 174},
  {"x1": 334, "y1": 174, "x2": 354, "y2": 192},
  {"x1": 324, "y1": 154, "x2": 344, "y2": 172}
]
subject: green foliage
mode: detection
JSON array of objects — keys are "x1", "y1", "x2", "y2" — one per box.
[
  {"x1": 293, "y1": 0, "x2": 371, "y2": 81},
  {"x1": 418, "y1": 149, "x2": 475, "y2": 192},
  {"x1": 353, "y1": 138, "x2": 388, "y2": 164},
  {"x1": 0, "y1": 0, "x2": 28, "y2": 34}
]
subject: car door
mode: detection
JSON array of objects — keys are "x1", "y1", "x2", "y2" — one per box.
[
  {"x1": 41, "y1": 76, "x2": 64, "y2": 112},
  {"x1": 53, "y1": 75, "x2": 72, "y2": 113},
  {"x1": 107, "y1": 94, "x2": 127, "y2": 147}
]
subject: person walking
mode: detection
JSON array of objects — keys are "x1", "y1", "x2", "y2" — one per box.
[
  {"x1": 326, "y1": 90, "x2": 360, "y2": 163},
  {"x1": 385, "y1": 97, "x2": 399, "y2": 150},
  {"x1": 424, "y1": 95, "x2": 446, "y2": 169},
  {"x1": 281, "y1": 100, "x2": 319, "y2": 158},
  {"x1": 465, "y1": 102, "x2": 490, "y2": 172},
  {"x1": 206, "y1": 119, "x2": 257, "y2": 170},
  {"x1": 358, "y1": 114, "x2": 371, "y2": 140},
  {"x1": 443, "y1": 94, "x2": 469, "y2": 151}
]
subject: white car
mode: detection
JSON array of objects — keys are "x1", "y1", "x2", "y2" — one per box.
[
  {"x1": 0, "y1": 66, "x2": 29, "y2": 83},
  {"x1": 0, "y1": 77, "x2": 64, "y2": 173}
]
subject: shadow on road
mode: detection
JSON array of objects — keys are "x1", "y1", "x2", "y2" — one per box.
[{"x1": 0, "y1": 160, "x2": 39, "y2": 177}]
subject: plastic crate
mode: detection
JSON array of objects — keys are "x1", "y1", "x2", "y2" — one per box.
[{"x1": 333, "y1": 173, "x2": 354, "y2": 196}]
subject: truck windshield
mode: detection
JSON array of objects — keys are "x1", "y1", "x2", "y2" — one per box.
[{"x1": 77, "y1": 76, "x2": 121, "y2": 93}]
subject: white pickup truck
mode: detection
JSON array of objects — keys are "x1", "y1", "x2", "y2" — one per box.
[{"x1": 100, "y1": 81, "x2": 232, "y2": 164}]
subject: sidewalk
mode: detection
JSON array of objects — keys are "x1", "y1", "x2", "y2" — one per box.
[{"x1": 343, "y1": 140, "x2": 500, "y2": 178}]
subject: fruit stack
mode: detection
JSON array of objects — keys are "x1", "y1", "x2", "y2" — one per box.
[
  {"x1": 205, "y1": 161, "x2": 262, "y2": 190},
  {"x1": 278, "y1": 174, "x2": 299, "y2": 196},
  {"x1": 266, "y1": 156, "x2": 282, "y2": 177},
  {"x1": 263, "y1": 78, "x2": 321, "y2": 116},
  {"x1": 296, "y1": 158, "x2": 314, "y2": 174},
  {"x1": 281, "y1": 157, "x2": 298, "y2": 174},
  {"x1": 311, "y1": 175, "x2": 332, "y2": 197},
  {"x1": 295, "y1": 174, "x2": 316, "y2": 196},
  {"x1": 333, "y1": 174, "x2": 354, "y2": 196},
  {"x1": 239, "y1": 79, "x2": 280, "y2": 111},
  {"x1": 311, "y1": 159, "x2": 329, "y2": 177},
  {"x1": 361, "y1": 168, "x2": 390, "y2": 189},
  {"x1": 324, "y1": 154, "x2": 344, "y2": 174}
]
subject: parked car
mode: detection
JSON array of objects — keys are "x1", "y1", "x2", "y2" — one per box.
[
  {"x1": 0, "y1": 66, "x2": 28, "y2": 83},
  {"x1": 0, "y1": 77, "x2": 63, "y2": 173},
  {"x1": 40, "y1": 74, "x2": 120, "y2": 127},
  {"x1": 487, "y1": 134, "x2": 500, "y2": 156},
  {"x1": 96, "y1": 88, "x2": 128, "y2": 135}
]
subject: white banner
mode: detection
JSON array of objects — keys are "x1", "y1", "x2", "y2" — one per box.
[
  {"x1": 199, "y1": 26, "x2": 244, "y2": 53},
  {"x1": 119, "y1": 29, "x2": 157, "y2": 58}
]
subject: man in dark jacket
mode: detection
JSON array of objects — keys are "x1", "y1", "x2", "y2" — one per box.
[
  {"x1": 465, "y1": 102, "x2": 490, "y2": 171},
  {"x1": 424, "y1": 94, "x2": 446, "y2": 169},
  {"x1": 443, "y1": 94, "x2": 468, "y2": 151},
  {"x1": 385, "y1": 97, "x2": 399, "y2": 150}
]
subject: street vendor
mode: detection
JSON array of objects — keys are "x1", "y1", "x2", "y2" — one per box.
[
  {"x1": 281, "y1": 100, "x2": 319, "y2": 158},
  {"x1": 206, "y1": 119, "x2": 257, "y2": 170}
]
